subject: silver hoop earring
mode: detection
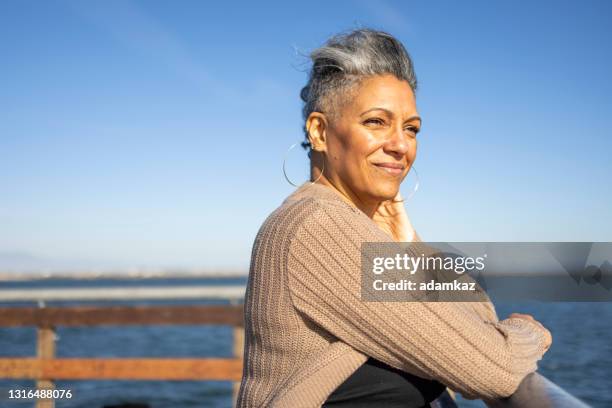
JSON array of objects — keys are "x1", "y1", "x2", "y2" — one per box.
[
  {"x1": 404, "y1": 166, "x2": 420, "y2": 200},
  {"x1": 283, "y1": 142, "x2": 325, "y2": 187},
  {"x1": 393, "y1": 166, "x2": 420, "y2": 202}
]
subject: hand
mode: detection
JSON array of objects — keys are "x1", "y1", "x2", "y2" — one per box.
[
  {"x1": 508, "y1": 313, "x2": 553, "y2": 352},
  {"x1": 372, "y1": 191, "x2": 419, "y2": 242}
]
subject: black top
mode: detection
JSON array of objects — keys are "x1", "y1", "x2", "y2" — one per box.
[{"x1": 322, "y1": 357, "x2": 447, "y2": 408}]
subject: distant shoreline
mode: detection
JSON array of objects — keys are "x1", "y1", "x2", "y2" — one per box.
[{"x1": 0, "y1": 270, "x2": 248, "y2": 281}]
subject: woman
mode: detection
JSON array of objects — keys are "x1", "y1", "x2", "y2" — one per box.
[{"x1": 237, "y1": 28, "x2": 552, "y2": 408}]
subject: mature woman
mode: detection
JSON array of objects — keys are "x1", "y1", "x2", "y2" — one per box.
[{"x1": 237, "y1": 28, "x2": 552, "y2": 408}]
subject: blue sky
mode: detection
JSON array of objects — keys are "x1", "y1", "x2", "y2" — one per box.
[{"x1": 1, "y1": 0, "x2": 610, "y2": 272}]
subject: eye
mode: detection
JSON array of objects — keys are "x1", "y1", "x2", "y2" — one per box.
[
  {"x1": 364, "y1": 118, "x2": 385, "y2": 126},
  {"x1": 404, "y1": 126, "x2": 420, "y2": 136}
]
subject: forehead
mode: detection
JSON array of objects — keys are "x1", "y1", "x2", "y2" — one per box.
[{"x1": 348, "y1": 74, "x2": 416, "y2": 114}]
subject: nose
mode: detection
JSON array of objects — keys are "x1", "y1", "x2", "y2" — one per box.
[{"x1": 383, "y1": 124, "x2": 411, "y2": 158}]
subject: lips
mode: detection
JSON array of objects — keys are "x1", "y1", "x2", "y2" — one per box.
[{"x1": 372, "y1": 162, "x2": 406, "y2": 176}]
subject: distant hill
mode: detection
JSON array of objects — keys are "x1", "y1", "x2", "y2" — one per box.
[
  {"x1": 0, "y1": 250, "x2": 119, "y2": 272},
  {"x1": 0, "y1": 250, "x2": 246, "y2": 280}
]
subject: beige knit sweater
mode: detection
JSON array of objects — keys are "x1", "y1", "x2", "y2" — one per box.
[{"x1": 237, "y1": 181, "x2": 548, "y2": 407}]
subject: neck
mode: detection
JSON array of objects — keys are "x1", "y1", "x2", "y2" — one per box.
[{"x1": 313, "y1": 174, "x2": 380, "y2": 218}]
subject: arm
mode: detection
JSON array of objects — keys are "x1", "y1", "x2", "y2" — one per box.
[{"x1": 286, "y1": 199, "x2": 549, "y2": 401}]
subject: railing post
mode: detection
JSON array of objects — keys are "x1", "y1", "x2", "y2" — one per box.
[
  {"x1": 231, "y1": 296, "x2": 245, "y2": 408},
  {"x1": 36, "y1": 325, "x2": 56, "y2": 408},
  {"x1": 232, "y1": 325, "x2": 244, "y2": 407}
]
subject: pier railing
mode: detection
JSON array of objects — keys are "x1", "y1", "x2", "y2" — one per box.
[
  {"x1": 0, "y1": 284, "x2": 246, "y2": 408},
  {"x1": 0, "y1": 282, "x2": 591, "y2": 408}
]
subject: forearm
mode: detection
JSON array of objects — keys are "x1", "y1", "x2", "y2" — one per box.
[{"x1": 287, "y1": 200, "x2": 547, "y2": 400}]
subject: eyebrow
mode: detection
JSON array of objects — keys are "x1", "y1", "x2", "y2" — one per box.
[{"x1": 360, "y1": 107, "x2": 422, "y2": 124}]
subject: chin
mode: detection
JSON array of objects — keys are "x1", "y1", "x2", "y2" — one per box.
[{"x1": 368, "y1": 180, "x2": 400, "y2": 201}]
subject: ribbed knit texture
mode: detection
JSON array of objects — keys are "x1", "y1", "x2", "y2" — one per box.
[{"x1": 237, "y1": 181, "x2": 548, "y2": 407}]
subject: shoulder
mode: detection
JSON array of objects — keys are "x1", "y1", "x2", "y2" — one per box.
[
  {"x1": 258, "y1": 196, "x2": 341, "y2": 236},
  {"x1": 254, "y1": 194, "x2": 374, "y2": 246},
  {"x1": 281, "y1": 196, "x2": 393, "y2": 253}
]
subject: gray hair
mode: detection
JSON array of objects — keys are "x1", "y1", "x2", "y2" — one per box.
[{"x1": 299, "y1": 28, "x2": 418, "y2": 156}]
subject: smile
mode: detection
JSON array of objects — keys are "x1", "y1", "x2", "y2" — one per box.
[{"x1": 372, "y1": 162, "x2": 405, "y2": 176}]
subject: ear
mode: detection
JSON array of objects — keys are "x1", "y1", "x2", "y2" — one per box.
[{"x1": 306, "y1": 112, "x2": 328, "y2": 153}]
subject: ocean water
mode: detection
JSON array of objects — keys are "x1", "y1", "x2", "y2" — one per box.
[
  {"x1": 457, "y1": 301, "x2": 612, "y2": 408},
  {"x1": 1, "y1": 278, "x2": 610, "y2": 407}
]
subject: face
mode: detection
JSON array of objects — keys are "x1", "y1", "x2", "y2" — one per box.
[{"x1": 308, "y1": 74, "x2": 421, "y2": 205}]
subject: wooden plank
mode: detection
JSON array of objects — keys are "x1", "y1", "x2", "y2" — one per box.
[
  {"x1": 0, "y1": 305, "x2": 244, "y2": 327},
  {"x1": 0, "y1": 357, "x2": 41, "y2": 377},
  {"x1": 0, "y1": 285, "x2": 246, "y2": 302},
  {"x1": 36, "y1": 327, "x2": 55, "y2": 408},
  {"x1": 0, "y1": 358, "x2": 243, "y2": 381}
]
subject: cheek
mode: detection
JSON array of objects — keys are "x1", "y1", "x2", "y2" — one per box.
[
  {"x1": 408, "y1": 139, "x2": 418, "y2": 161},
  {"x1": 348, "y1": 131, "x2": 381, "y2": 158},
  {"x1": 348, "y1": 134, "x2": 382, "y2": 173},
  {"x1": 331, "y1": 130, "x2": 380, "y2": 168}
]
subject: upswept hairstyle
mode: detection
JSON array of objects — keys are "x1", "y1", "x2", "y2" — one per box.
[{"x1": 299, "y1": 28, "x2": 418, "y2": 157}]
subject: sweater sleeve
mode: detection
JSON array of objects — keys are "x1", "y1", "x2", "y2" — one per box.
[{"x1": 286, "y1": 199, "x2": 548, "y2": 401}]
